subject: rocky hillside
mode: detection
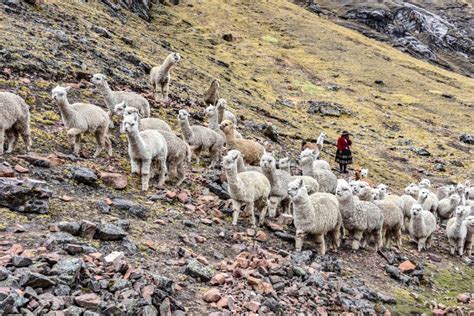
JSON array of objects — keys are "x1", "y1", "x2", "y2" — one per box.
[
  {"x1": 0, "y1": 0, "x2": 473, "y2": 315},
  {"x1": 298, "y1": 0, "x2": 474, "y2": 77}
]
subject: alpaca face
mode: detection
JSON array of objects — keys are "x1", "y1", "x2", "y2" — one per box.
[
  {"x1": 278, "y1": 157, "x2": 290, "y2": 169},
  {"x1": 91, "y1": 73, "x2": 106, "y2": 85},
  {"x1": 336, "y1": 181, "x2": 352, "y2": 200},
  {"x1": 124, "y1": 106, "x2": 139, "y2": 117},
  {"x1": 419, "y1": 178, "x2": 431, "y2": 189},
  {"x1": 349, "y1": 180, "x2": 358, "y2": 192},
  {"x1": 454, "y1": 205, "x2": 466, "y2": 219},
  {"x1": 171, "y1": 52, "x2": 181, "y2": 64},
  {"x1": 219, "y1": 120, "x2": 234, "y2": 132},
  {"x1": 354, "y1": 181, "x2": 370, "y2": 195},
  {"x1": 361, "y1": 168, "x2": 369, "y2": 178},
  {"x1": 449, "y1": 193, "x2": 461, "y2": 205},
  {"x1": 299, "y1": 148, "x2": 314, "y2": 165},
  {"x1": 222, "y1": 150, "x2": 240, "y2": 170},
  {"x1": 123, "y1": 115, "x2": 138, "y2": 133},
  {"x1": 51, "y1": 86, "x2": 70, "y2": 101},
  {"x1": 260, "y1": 153, "x2": 276, "y2": 170},
  {"x1": 288, "y1": 178, "x2": 305, "y2": 200},
  {"x1": 376, "y1": 184, "x2": 388, "y2": 195},
  {"x1": 211, "y1": 79, "x2": 220, "y2": 88},
  {"x1": 371, "y1": 188, "x2": 380, "y2": 201},
  {"x1": 205, "y1": 105, "x2": 216, "y2": 117},
  {"x1": 465, "y1": 216, "x2": 474, "y2": 229},
  {"x1": 411, "y1": 204, "x2": 423, "y2": 217},
  {"x1": 456, "y1": 183, "x2": 466, "y2": 195},
  {"x1": 418, "y1": 188, "x2": 430, "y2": 200},
  {"x1": 178, "y1": 110, "x2": 189, "y2": 121},
  {"x1": 114, "y1": 102, "x2": 127, "y2": 115},
  {"x1": 405, "y1": 183, "x2": 419, "y2": 196},
  {"x1": 216, "y1": 98, "x2": 227, "y2": 109}
]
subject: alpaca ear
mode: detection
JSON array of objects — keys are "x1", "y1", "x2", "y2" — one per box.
[
  {"x1": 64, "y1": 86, "x2": 71, "y2": 92},
  {"x1": 316, "y1": 144, "x2": 322, "y2": 151},
  {"x1": 298, "y1": 179, "x2": 304, "y2": 189}
]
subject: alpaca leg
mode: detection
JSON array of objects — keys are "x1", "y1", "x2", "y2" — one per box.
[
  {"x1": 108, "y1": 111, "x2": 115, "y2": 128},
  {"x1": 141, "y1": 159, "x2": 151, "y2": 191},
  {"x1": 352, "y1": 230, "x2": 363, "y2": 251},
  {"x1": 162, "y1": 79, "x2": 170, "y2": 100},
  {"x1": 6, "y1": 130, "x2": 18, "y2": 153},
  {"x1": 331, "y1": 225, "x2": 341, "y2": 250},
  {"x1": 268, "y1": 196, "x2": 280, "y2": 218},
  {"x1": 417, "y1": 237, "x2": 427, "y2": 252},
  {"x1": 105, "y1": 135, "x2": 113, "y2": 156},
  {"x1": 393, "y1": 227, "x2": 402, "y2": 248},
  {"x1": 93, "y1": 129, "x2": 105, "y2": 158},
  {"x1": 360, "y1": 232, "x2": 368, "y2": 249},
  {"x1": 176, "y1": 161, "x2": 186, "y2": 186},
  {"x1": 381, "y1": 227, "x2": 388, "y2": 248},
  {"x1": 167, "y1": 159, "x2": 177, "y2": 180},
  {"x1": 245, "y1": 203, "x2": 256, "y2": 228},
  {"x1": 0, "y1": 127, "x2": 5, "y2": 155},
  {"x1": 157, "y1": 154, "x2": 168, "y2": 186},
  {"x1": 458, "y1": 238, "x2": 465, "y2": 256},
  {"x1": 130, "y1": 159, "x2": 140, "y2": 174},
  {"x1": 295, "y1": 230, "x2": 306, "y2": 251},
  {"x1": 448, "y1": 238, "x2": 456, "y2": 255},
  {"x1": 67, "y1": 128, "x2": 82, "y2": 156},
  {"x1": 231, "y1": 200, "x2": 242, "y2": 226},
  {"x1": 374, "y1": 228, "x2": 383, "y2": 251},
  {"x1": 426, "y1": 233, "x2": 433, "y2": 249},
  {"x1": 20, "y1": 121, "x2": 31, "y2": 152},
  {"x1": 315, "y1": 233, "x2": 326, "y2": 255},
  {"x1": 258, "y1": 197, "x2": 269, "y2": 226},
  {"x1": 209, "y1": 146, "x2": 221, "y2": 168}
]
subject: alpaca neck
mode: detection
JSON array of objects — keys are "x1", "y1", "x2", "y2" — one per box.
[
  {"x1": 263, "y1": 167, "x2": 279, "y2": 187},
  {"x1": 225, "y1": 164, "x2": 245, "y2": 195},
  {"x1": 98, "y1": 81, "x2": 115, "y2": 110},
  {"x1": 338, "y1": 196, "x2": 355, "y2": 218},
  {"x1": 161, "y1": 57, "x2": 174, "y2": 73},
  {"x1": 57, "y1": 98, "x2": 75, "y2": 123},
  {"x1": 179, "y1": 118, "x2": 194, "y2": 141},
  {"x1": 208, "y1": 112, "x2": 219, "y2": 131},
  {"x1": 127, "y1": 129, "x2": 146, "y2": 156},
  {"x1": 224, "y1": 129, "x2": 236, "y2": 147},
  {"x1": 293, "y1": 192, "x2": 314, "y2": 221},
  {"x1": 217, "y1": 107, "x2": 225, "y2": 123},
  {"x1": 237, "y1": 156, "x2": 247, "y2": 172}
]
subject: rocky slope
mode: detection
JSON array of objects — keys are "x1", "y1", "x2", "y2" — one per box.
[
  {"x1": 298, "y1": 0, "x2": 474, "y2": 77},
  {"x1": 0, "y1": 0, "x2": 473, "y2": 314}
]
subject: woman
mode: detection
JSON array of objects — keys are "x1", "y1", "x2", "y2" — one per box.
[{"x1": 335, "y1": 131, "x2": 352, "y2": 173}]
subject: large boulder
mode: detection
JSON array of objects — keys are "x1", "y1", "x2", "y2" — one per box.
[{"x1": 0, "y1": 178, "x2": 51, "y2": 214}]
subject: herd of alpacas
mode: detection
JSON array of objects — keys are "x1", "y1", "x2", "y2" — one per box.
[{"x1": 1, "y1": 52, "x2": 473, "y2": 258}]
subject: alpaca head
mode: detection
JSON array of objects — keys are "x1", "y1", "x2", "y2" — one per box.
[
  {"x1": 418, "y1": 188, "x2": 430, "y2": 201},
  {"x1": 205, "y1": 105, "x2": 216, "y2": 117},
  {"x1": 288, "y1": 178, "x2": 307, "y2": 201},
  {"x1": 449, "y1": 193, "x2": 461, "y2": 205},
  {"x1": 123, "y1": 114, "x2": 139, "y2": 133},
  {"x1": 177, "y1": 109, "x2": 190, "y2": 121},
  {"x1": 169, "y1": 52, "x2": 181, "y2": 64},
  {"x1": 114, "y1": 101, "x2": 127, "y2": 115},
  {"x1": 336, "y1": 179, "x2": 353, "y2": 201},
  {"x1": 216, "y1": 98, "x2": 227, "y2": 110},
  {"x1": 465, "y1": 216, "x2": 474, "y2": 229},
  {"x1": 211, "y1": 79, "x2": 220, "y2": 88},
  {"x1": 91, "y1": 73, "x2": 107, "y2": 86},
  {"x1": 371, "y1": 188, "x2": 381, "y2": 201},
  {"x1": 260, "y1": 152, "x2": 276, "y2": 170},
  {"x1": 299, "y1": 148, "x2": 315, "y2": 166},
  {"x1": 419, "y1": 178, "x2": 431, "y2": 189},
  {"x1": 354, "y1": 181, "x2": 371, "y2": 197},
  {"x1": 219, "y1": 119, "x2": 234, "y2": 133},
  {"x1": 222, "y1": 150, "x2": 241, "y2": 171},
  {"x1": 51, "y1": 85, "x2": 70, "y2": 102},
  {"x1": 278, "y1": 157, "x2": 290, "y2": 170},
  {"x1": 454, "y1": 205, "x2": 467, "y2": 219},
  {"x1": 376, "y1": 183, "x2": 388, "y2": 195},
  {"x1": 360, "y1": 168, "x2": 369, "y2": 178},
  {"x1": 410, "y1": 204, "x2": 424, "y2": 218}
]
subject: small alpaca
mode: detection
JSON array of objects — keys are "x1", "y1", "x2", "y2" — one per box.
[
  {"x1": 149, "y1": 52, "x2": 181, "y2": 101},
  {"x1": 178, "y1": 109, "x2": 223, "y2": 168},
  {"x1": 203, "y1": 78, "x2": 220, "y2": 106},
  {"x1": 0, "y1": 92, "x2": 31, "y2": 155},
  {"x1": 463, "y1": 215, "x2": 474, "y2": 257},
  {"x1": 446, "y1": 206, "x2": 468, "y2": 256},
  {"x1": 288, "y1": 178, "x2": 341, "y2": 254},
  {"x1": 222, "y1": 150, "x2": 271, "y2": 227},
  {"x1": 91, "y1": 73, "x2": 150, "y2": 127},
  {"x1": 409, "y1": 204, "x2": 436, "y2": 252},
  {"x1": 220, "y1": 120, "x2": 265, "y2": 166},
  {"x1": 51, "y1": 86, "x2": 112, "y2": 158},
  {"x1": 123, "y1": 115, "x2": 168, "y2": 191}
]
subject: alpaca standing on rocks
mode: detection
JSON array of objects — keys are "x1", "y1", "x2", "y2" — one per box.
[
  {"x1": 119, "y1": 105, "x2": 171, "y2": 133},
  {"x1": 288, "y1": 178, "x2": 341, "y2": 254},
  {"x1": 260, "y1": 152, "x2": 292, "y2": 220},
  {"x1": 335, "y1": 180, "x2": 383, "y2": 251},
  {"x1": 446, "y1": 206, "x2": 468, "y2": 256},
  {"x1": 178, "y1": 109, "x2": 223, "y2": 168},
  {"x1": 463, "y1": 215, "x2": 474, "y2": 257},
  {"x1": 150, "y1": 52, "x2": 181, "y2": 101},
  {"x1": 437, "y1": 193, "x2": 462, "y2": 221},
  {"x1": 203, "y1": 78, "x2": 220, "y2": 106},
  {"x1": 0, "y1": 92, "x2": 31, "y2": 155},
  {"x1": 126, "y1": 114, "x2": 189, "y2": 185},
  {"x1": 123, "y1": 115, "x2": 167, "y2": 191},
  {"x1": 91, "y1": 74, "x2": 150, "y2": 127},
  {"x1": 299, "y1": 149, "x2": 336, "y2": 193},
  {"x1": 222, "y1": 150, "x2": 271, "y2": 227},
  {"x1": 409, "y1": 204, "x2": 436, "y2": 252},
  {"x1": 216, "y1": 99, "x2": 237, "y2": 124},
  {"x1": 51, "y1": 86, "x2": 112, "y2": 158},
  {"x1": 220, "y1": 120, "x2": 265, "y2": 166}
]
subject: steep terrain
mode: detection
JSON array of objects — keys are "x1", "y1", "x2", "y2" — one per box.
[{"x1": 0, "y1": 0, "x2": 473, "y2": 314}]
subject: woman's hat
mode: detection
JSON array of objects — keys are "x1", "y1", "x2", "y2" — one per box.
[{"x1": 342, "y1": 131, "x2": 349, "y2": 136}]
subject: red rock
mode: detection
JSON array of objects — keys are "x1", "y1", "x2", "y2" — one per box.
[
  {"x1": 89, "y1": 253, "x2": 103, "y2": 260},
  {"x1": 18, "y1": 154, "x2": 51, "y2": 167},
  {"x1": 457, "y1": 293, "x2": 470, "y2": 303},
  {"x1": 428, "y1": 253, "x2": 442, "y2": 262},
  {"x1": 196, "y1": 255, "x2": 209, "y2": 265},
  {"x1": 203, "y1": 288, "x2": 221, "y2": 303},
  {"x1": 0, "y1": 164, "x2": 14, "y2": 177},
  {"x1": 142, "y1": 285, "x2": 155, "y2": 300},
  {"x1": 177, "y1": 192, "x2": 189, "y2": 203},
  {"x1": 216, "y1": 296, "x2": 228, "y2": 308},
  {"x1": 166, "y1": 191, "x2": 177, "y2": 199},
  {"x1": 3, "y1": 68, "x2": 12, "y2": 76},
  {"x1": 75, "y1": 293, "x2": 101, "y2": 309},
  {"x1": 8, "y1": 244, "x2": 24, "y2": 255},
  {"x1": 210, "y1": 273, "x2": 227, "y2": 285},
  {"x1": 80, "y1": 220, "x2": 97, "y2": 239},
  {"x1": 105, "y1": 198, "x2": 113, "y2": 205},
  {"x1": 145, "y1": 240, "x2": 158, "y2": 250},
  {"x1": 154, "y1": 219, "x2": 166, "y2": 225},
  {"x1": 277, "y1": 213, "x2": 293, "y2": 226},
  {"x1": 100, "y1": 172, "x2": 127, "y2": 189},
  {"x1": 432, "y1": 309, "x2": 445, "y2": 316},
  {"x1": 266, "y1": 222, "x2": 283, "y2": 231},
  {"x1": 383, "y1": 311, "x2": 391, "y2": 316},
  {"x1": 399, "y1": 260, "x2": 416, "y2": 273},
  {"x1": 200, "y1": 218, "x2": 213, "y2": 225},
  {"x1": 14, "y1": 165, "x2": 29, "y2": 173},
  {"x1": 317, "y1": 307, "x2": 328, "y2": 316},
  {"x1": 244, "y1": 300, "x2": 261, "y2": 312},
  {"x1": 195, "y1": 235, "x2": 206, "y2": 243},
  {"x1": 184, "y1": 204, "x2": 196, "y2": 212},
  {"x1": 255, "y1": 231, "x2": 268, "y2": 242}
]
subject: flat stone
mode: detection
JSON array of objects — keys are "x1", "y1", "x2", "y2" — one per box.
[
  {"x1": 69, "y1": 167, "x2": 98, "y2": 185},
  {"x1": 57, "y1": 221, "x2": 81, "y2": 236},
  {"x1": 0, "y1": 178, "x2": 51, "y2": 214},
  {"x1": 80, "y1": 220, "x2": 97, "y2": 239},
  {"x1": 50, "y1": 258, "x2": 84, "y2": 285},
  {"x1": 142, "y1": 305, "x2": 158, "y2": 316},
  {"x1": 104, "y1": 251, "x2": 124, "y2": 267},
  {"x1": 100, "y1": 172, "x2": 127, "y2": 189},
  {"x1": 399, "y1": 260, "x2": 416, "y2": 274},
  {"x1": 184, "y1": 260, "x2": 214, "y2": 282},
  {"x1": 75, "y1": 293, "x2": 101, "y2": 309},
  {"x1": 10, "y1": 256, "x2": 32, "y2": 267},
  {"x1": 20, "y1": 272, "x2": 55, "y2": 288},
  {"x1": 95, "y1": 223, "x2": 126, "y2": 241},
  {"x1": 17, "y1": 154, "x2": 51, "y2": 168},
  {"x1": 0, "y1": 164, "x2": 14, "y2": 177}
]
